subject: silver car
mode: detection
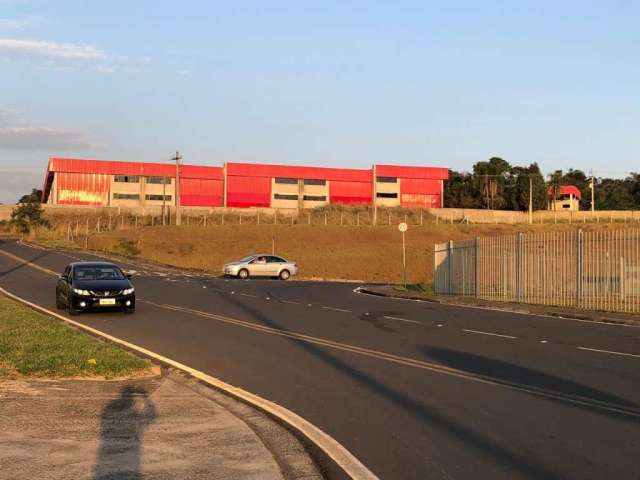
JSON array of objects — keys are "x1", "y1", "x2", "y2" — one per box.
[{"x1": 223, "y1": 254, "x2": 299, "y2": 280}]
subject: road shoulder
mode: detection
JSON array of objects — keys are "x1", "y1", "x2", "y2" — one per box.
[{"x1": 357, "y1": 285, "x2": 640, "y2": 327}]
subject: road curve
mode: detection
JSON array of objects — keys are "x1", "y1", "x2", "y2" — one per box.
[{"x1": 1, "y1": 240, "x2": 639, "y2": 480}]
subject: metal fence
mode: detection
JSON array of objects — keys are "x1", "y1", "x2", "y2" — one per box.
[{"x1": 434, "y1": 229, "x2": 640, "y2": 313}]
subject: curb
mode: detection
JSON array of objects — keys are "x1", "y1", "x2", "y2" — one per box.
[
  {"x1": 355, "y1": 286, "x2": 640, "y2": 328},
  {"x1": 0, "y1": 285, "x2": 378, "y2": 480}
]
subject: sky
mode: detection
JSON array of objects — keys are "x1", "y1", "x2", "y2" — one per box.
[{"x1": 1, "y1": 1, "x2": 639, "y2": 202}]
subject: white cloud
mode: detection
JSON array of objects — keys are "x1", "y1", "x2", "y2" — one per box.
[
  {"x1": 0, "y1": 38, "x2": 105, "y2": 59},
  {"x1": 0, "y1": 126, "x2": 100, "y2": 150}
]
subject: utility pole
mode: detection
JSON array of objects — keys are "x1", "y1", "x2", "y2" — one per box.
[
  {"x1": 590, "y1": 171, "x2": 595, "y2": 212},
  {"x1": 172, "y1": 151, "x2": 183, "y2": 226},
  {"x1": 372, "y1": 165, "x2": 378, "y2": 226},
  {"x1": 528, "y1": 176, "x2": 533, "y2": 225},
  {"x1": 162, "y1": 176, "x2": 167, "y2": 226}
]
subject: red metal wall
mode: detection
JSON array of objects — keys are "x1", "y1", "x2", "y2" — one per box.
[
  {"x1": 46, "y1": 157, "x2": 224, "y2": 207},
  {"x1": 399, "y1": 178, "x2": 442, "y2": 207},
  {"x1": 329, "y1": 181, "x2": 372, "y2": 204},
  {"x1": 55, "y1": 172, "x2": 110, "y2": 205},
  {"x1": 179, "y1": 178, "x2": 224, "y2": 207},
  {"x1": 226, "y1": 176, "x2": 271, "y2": 208},
  {"x1": 375, "y1": 164, "x2": 448, "y2": 208},
  {"x1": 226, "y1": 162, "x2": 373, "y2": 207}
]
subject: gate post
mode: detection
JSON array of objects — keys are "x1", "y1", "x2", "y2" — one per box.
[
  {"x1": 516, "y1": 233, "x2": 524, "y2": 302},
  {"x1": 576, "y1": 230, "x2": 584, "y2": 308},
  {"x1": 475, "y1": 237, "x2": 480, "y2": 298}
]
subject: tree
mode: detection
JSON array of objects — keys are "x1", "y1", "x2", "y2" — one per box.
[
  {"x1": 18, "y1": 188, "x2": 43, "y2": 204},
  {"x1": 10, "y1": 201, "x2": 49, "y2": 234}
]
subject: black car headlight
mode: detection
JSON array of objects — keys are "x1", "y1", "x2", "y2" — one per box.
[
  {"x1": 73, "y1": 288, "x2": 90, "y2": 296},
  {"x1": 122, "y1": 287, "x2": 135, "y2": 295}
]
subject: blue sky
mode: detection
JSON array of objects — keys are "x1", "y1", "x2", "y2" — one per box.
[{"x1": 1, "y1": 1, "x2": 638, "y2": 202}]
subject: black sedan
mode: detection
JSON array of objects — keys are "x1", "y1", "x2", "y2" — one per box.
[{"x1": 56, "y1": 261, "x2": 136, "y2": 315}]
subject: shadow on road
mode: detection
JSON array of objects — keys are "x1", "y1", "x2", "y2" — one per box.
[
  {"x1": 93, "y1": 386, "x2": 157, "y2": 480},
  {"x1": 220, "y1": 290, "x2": 566, "y2": 480},
  {"x1": 0, "y1": 248, "x2": 52, "y2": 279},
  {"x1": 422, "y1": 346, "x2": 639, "y2": 411}
]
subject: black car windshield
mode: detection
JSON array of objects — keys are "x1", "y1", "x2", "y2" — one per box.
[
  {"x1": 239, "y1": 256, "x2": 255, "y2": 262},
  {"x1": 74, "y1": 266, "x2": 125, "y2": 281}
]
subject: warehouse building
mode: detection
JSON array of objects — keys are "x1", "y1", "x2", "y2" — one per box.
[{"x1": 42, "y1": 157, "x2": 448, "y2": 209}]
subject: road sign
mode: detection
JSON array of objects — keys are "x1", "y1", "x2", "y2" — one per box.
[{"x1": 398, "y1": 222, "x2": 408, "y2": 232}]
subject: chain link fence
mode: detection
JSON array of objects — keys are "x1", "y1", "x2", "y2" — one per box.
[{"x1": 434, "y1": 229, "x2": 640, "y2": 313}]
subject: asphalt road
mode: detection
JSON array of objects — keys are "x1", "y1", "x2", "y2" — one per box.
[{"x1": 1, "y1": 239, "x2": 639, "y2": 480}]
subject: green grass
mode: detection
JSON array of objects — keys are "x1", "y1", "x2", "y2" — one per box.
[{"x1": 0, "y1": 294, "x2": 151, "y2": 379}]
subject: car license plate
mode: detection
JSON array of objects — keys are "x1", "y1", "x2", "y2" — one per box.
[{"x1": 99, "y1": 298, "x2": 116, "y2": 306}]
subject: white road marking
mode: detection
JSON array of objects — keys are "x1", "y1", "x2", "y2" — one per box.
[
  {"x1": 322, "y1": 306, "x2": 352, "y2": 313},
  {"x1": 240, "y1": 293, "x2": 258, "y2": 298},
  {"x1": 383, "y1": 315, "x2": 420, "y2": 324},
  {"x1": 577, "y1": 347, "x2": 640, "y2": 358},
  {"x1": 307, "y1": 304, "x2": 313, "y2": 307},
  {"x1": 540, "y1": 340, "x2": 548, "y2": 344},
  {"x1": 437, "y1": 324, "x2": 443, "y2": 328},
  {"x1": 280, "y1": 300, "x2": 299, "y2": 305},
  {"x1": 463, "y1": 329, "x2": 517, "y2": 339}
]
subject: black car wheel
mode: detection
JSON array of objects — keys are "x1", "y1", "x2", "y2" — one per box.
[
  {"x1": 55, "y1": 291, "x2": 65, "y2": 310},
  {"x1": 68, "y1": 300, "x2": 79, "y2": 316}
]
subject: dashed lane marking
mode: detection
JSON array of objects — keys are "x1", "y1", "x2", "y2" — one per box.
[
  {"x1": 577, "y1": 347, "x2": 640, "y2": 358},
  {"x1": 322, "y1": 306, "x2": 352, "y2": 313},
  {"x1": 280, "y1": 300, "x2": 300, "y2": 305},
  {"x1": 383, "y1": 315, "x2": 420, "y2": 324},
  {"x1": 463, "y1": 329, "x2": 517, "y2": 339},
  {"x1": 240, "y1": 293, "x2": 258, "y2": 298},
  {"x1": 151, "y1": 301, "x2": 640, "y2": 419}
]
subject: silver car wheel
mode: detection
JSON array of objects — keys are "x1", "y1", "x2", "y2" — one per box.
[
  {"x1": 279, "y1": 269, "x2": 290, "y2": 280},
  {"x1": 238, "y1": 269, "x2": 249, "y2": 280}
]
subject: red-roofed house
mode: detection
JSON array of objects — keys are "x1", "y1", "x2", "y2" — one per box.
[{"x1": 548, "y1": 185, "x2": 582, "y2": 211}]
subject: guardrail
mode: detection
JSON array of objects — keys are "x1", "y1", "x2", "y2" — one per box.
[{"x1": 434, "y1": 229, "x2": 640, "y2": 313}]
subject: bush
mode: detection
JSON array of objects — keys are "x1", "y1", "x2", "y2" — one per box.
[{"x1": 113, "y1": 239, "x2": 141, "y2": 257}]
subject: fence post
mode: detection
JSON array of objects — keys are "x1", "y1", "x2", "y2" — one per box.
[
  {"x1": 576, "y1": 229, "x2": 584, "y2": 308},
  {"x1": 448, "y1": 240, "x2": 453, "y2": 294},
  {"x1": 516, "y1": 233, "x2": 524, "y2": 302},
  {"x1": 620, "y1": 257, "x2": 625, "y2": 302},
  {"x1": 475, "y1": 237, "x2": 480, "y2": 298}
]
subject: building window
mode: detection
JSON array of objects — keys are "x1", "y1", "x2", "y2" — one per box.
[
  {"x1": 274, "y1": 193, "x2": 299, "y2": 200},
  {"x1": 146, "y1": 176, "x2": 171, "y2": 184},
  {"x1": 114, "y1": 175, "x2": 140, "y2": 183},
  {"x1": 274, "y1": 177, "x2": 298, "y2": 184},
  {"x1": 376, "y1": 192, "x2": 398, "y2": 198},
  {"x1": 145, "y1": 194, "x2": 172, "y2": 201},
  {"x1": 303, "y1": 179, "x2": 326, "y2": 186},
  {"x1": 303, "y1": 195, "x2": 327, "y2": 202},
  {"x1": 113, "y1": 193, "x2": 140, "y2": 200},
  {"x1": 376, "y1": 176, "x2": 397, "y2": 183}
]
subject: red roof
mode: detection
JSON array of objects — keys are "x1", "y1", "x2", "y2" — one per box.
[
  {"x1": 225, "y1": 162, "x2": 372, "y2": 182},
  {"x1": 549, "y1": 185, "x2": 582, "y2": 200},
  {"x1": 375, "y1": 164, "x2": 449, "y2": 180},
  {"x1": 47, "y1": 157, "x2": 223, "y2": 179}
]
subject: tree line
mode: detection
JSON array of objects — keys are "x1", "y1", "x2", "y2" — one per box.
[{"x1": 445, "y1": 157, "x2": 640, "y2": 211}]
